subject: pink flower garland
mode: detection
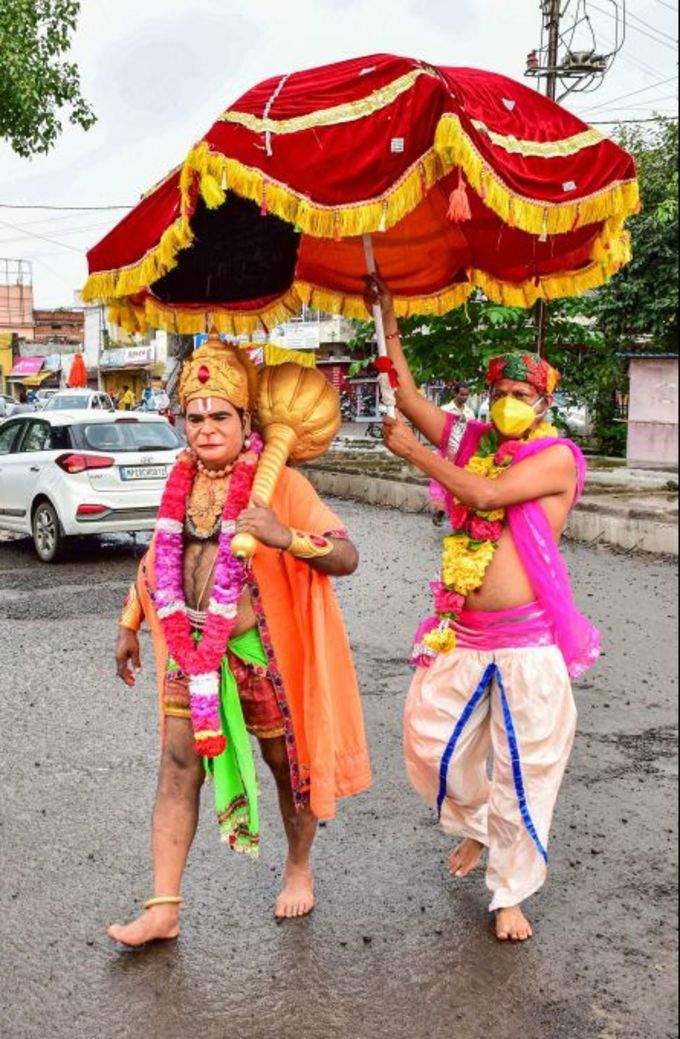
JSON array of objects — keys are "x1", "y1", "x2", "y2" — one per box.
[{"x1": 154, "y1": 437, "x2": 263, "y2": 758}]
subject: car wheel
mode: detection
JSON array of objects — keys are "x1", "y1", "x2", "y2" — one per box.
[{"x1": 32, "y1": 500, "x2": 64, "y2": 563}]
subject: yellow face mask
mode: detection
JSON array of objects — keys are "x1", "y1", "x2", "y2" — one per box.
[{"x1": 490, "y1": 396, "x2": 544, "y2": 438}]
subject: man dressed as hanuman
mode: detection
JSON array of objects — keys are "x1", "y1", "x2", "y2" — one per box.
[{"x1": 110, "y1": 338, "x2": 371, "y2": 945}]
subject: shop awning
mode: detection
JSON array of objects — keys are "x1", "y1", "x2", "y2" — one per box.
[
  {"x1": 22, "y1": 371, "x2": 54, "y2": 387},
  {"x1": 9, "y1": 356, "x2": 44, "y2": 378}
]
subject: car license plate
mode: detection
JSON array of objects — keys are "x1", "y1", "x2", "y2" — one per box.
[{"x1": 120, "y1": 464, "x2": 168, "y2": 481}]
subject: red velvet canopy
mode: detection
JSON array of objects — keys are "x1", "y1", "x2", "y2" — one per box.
[{"x1": 83, "y1": 53, "x2": 639, "y2": 336}]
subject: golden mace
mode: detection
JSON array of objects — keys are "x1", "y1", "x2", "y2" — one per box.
[{"x1": 231, "y1": 362, "x2": 341, "y2": 559}]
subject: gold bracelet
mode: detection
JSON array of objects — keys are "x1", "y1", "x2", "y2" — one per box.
[
  {"x1": 287, "y1": 529, "x2": 334, "y2": 560},
  {"x1": 119, "y1": 582, "x2": 143, "y2": 631}
]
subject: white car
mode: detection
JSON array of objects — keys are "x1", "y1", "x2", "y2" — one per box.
[
  {"x1": 0, "y1": 410, "x2": 184, "y2": 561},
  {"x1": 42, "y1": 389, "x2": 115, "y2": 412}
]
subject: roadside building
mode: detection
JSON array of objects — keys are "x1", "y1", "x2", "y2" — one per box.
[
  {"x1": 623, "y1": 352, "x2": 678, "y2": 468},
  {"x1": 33, "y1": 308, "x2": 84, "y2": 346},
  {"x1": 271, "y1": 306, "x2": 356, "y2": 392},
  {"x1": 98, "y1": 334, "x2": 169, "y2": 404},
  {"x1": 0, "y1": 332, "x2": 15, "y2": 394},
  {"x1": 1, "y1": 260, "x2": 34, "y2": 393},
  {"x1": 0, "y1": 259, "x2": 34, "y2": 342}
]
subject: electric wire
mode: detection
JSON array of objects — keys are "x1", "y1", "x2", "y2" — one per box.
[
  {"x1": 0, "y1": 222, "x2": 116, "y2": 247},
  {"x1": 590, "y1": 114, "x2": 678, "y2": 122},
  {"x1": 648, "y1": 0, "x2": 677, "y2": 11},
  {"x1": 623, "y1": 7, "x2": 678, "y2": 43},
  {"x1": 579, "y1": 75, "x2": 679, "y2": 110},
  {"x1": 0, "y1": 203, "x2": 132, "y2": 211},
  {"x1": 0, "y1": 217, "x2": 88, "y2": 253},
  {"x1": 589, "y1": 1, "x2": 678, "y2": 47}
]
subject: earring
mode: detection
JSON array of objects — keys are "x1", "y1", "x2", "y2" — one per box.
[{"x1": 244, "y1": 436, "x2": 252, "y2": 450}]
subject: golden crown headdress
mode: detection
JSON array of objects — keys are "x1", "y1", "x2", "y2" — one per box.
[{"x1": 177, "y1": 335, "x2": 259, "y2": 412}]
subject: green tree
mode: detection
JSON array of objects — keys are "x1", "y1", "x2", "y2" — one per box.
[
  {"x1": 586, "y1": 118, "x2": 678, "y2": 453},
  {"x1": 350, "y1": 298, "x2": 603, "y2": 418},
  {"x1": 592, "y1": 119, "x2": 678, "y2": 347},
  {"x1": 0, "y1": 0, "x2": 95, "y2": 157}
]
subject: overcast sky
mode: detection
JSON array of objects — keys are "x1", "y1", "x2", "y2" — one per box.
[{"x1": 0, "y1": 0, "x2": 677, "y2": 307}]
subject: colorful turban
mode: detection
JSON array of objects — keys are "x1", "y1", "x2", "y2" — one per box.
[{"x1": 485, "y1": 352, "x2": 560, "y2": 398}]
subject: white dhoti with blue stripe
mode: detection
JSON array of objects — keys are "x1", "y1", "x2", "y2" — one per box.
[{"x1": 404, "y1": 612, "x2": 576, "y2": 911}]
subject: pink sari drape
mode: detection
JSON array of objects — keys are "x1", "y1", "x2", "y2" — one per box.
[
  {"x1": 505, "y1": 436, "x2": 599, "y2": 678},
  {"x1": 434, "y1": 420, "x2": 600, "y2": 678}
]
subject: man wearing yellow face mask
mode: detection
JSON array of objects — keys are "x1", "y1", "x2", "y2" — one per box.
[{"x1": 364, "y1": 274, "x2": 600, "y2": 944}]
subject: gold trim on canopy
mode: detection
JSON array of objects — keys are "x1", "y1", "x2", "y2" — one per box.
[
  {"x1": 219, "y1": 68, "x2": 438, "y2": 134},
  {"x1": 470, "y1": 120, "x2": 604, "y2": 158}
]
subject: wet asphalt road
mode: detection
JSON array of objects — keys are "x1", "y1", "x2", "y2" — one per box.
[{"x1": 0, "y1": 504, "x2": 677, "y2": 1039}]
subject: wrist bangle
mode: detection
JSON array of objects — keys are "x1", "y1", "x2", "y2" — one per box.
[
  {"x1": 287, "y1": 529, "x2": 334, "y2": 560},
  {"x1": 119, "y1": 582, "x2": 143, "y2": 631},
  {"x1": 385, "y1": 329, "x2": 401, "y2": 341}
]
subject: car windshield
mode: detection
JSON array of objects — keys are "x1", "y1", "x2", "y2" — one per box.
[
  {"x1": 49, "y1": 395, "x2": 91, "y2": 410},
  {"x1": 78, "y1": 421, "x2": 181, "y2": 453}
]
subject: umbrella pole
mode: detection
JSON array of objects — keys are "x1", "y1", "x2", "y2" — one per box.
[{"x1": 362, "y1": 234, "x2": 396, "y2": 419}]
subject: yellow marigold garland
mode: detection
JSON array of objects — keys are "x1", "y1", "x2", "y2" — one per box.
[
  {"x1": 413, "y1": 421, "x2": 558, "y2": 666},
  {"x1": 441, "y1": 535, "x2": 498, "y2": 596}
]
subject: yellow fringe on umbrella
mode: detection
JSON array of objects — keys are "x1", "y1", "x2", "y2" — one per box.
[
  {"x1": 101, "y1": 211, "x2": 630, "y2": 337},
  {"x1": 178, "y1": 140, "x2": 445, "y2": 241},
  {"x1": 434, "y1": 114, "x2": 640, "y2": 235},
  {"x1": 295, "y1": 279, "x2": 474, "y2": 321},
  {"x1": 82, "y1": 115, "x2": 638, "y2": 318},
  {"x1": 107, "y1": 287, "x2": 304, "y2": 338},
  {"x1": 106, "y1": 254, "x2": 624, "y2": 337},
  {"x1": 82, "y1": 216, "x2": 194, "y2": 303}
]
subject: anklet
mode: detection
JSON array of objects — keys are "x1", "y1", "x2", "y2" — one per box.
[{"x1": 143, "y1": 896, "x2": 183, "y2": 910}]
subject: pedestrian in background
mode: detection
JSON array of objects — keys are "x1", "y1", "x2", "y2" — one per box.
[
  {"x1": 154, "y1": 382, "x2": 173, "y2": 424},
  {"x1": 13, "y1": 387, "x2": 36, "y2": 414},
  {"x1": 442, "y1": 381, "x2": 475, "y2": 420},
  {"x1": 117, "y1": 384, "x2": 135, "y2": 411}
]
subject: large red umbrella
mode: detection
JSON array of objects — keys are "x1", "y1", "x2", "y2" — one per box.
[{"x1": 82, "y1": 53, "x2": 638, "y2": 338}]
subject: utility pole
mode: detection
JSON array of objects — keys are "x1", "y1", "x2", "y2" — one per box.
[
  {"x1": 544, "y1": 0, "x2": 560, "y2": 102},
  {"x1": 535, "y1": 0, "x2": 561, "y2": 357},
  {"x1": 527, "y1": 1, "x2": 624, "y2": 355}
]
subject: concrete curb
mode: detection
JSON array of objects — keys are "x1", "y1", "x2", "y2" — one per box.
[{"x1": 304, "y1": 463, "x2": 679, "y2": 556}]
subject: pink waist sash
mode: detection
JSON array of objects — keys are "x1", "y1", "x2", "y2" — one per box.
[{"x1": 453, "y1": 602, "x2": 555, "y2": 651}]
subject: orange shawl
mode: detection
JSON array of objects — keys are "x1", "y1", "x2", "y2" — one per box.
[{"x1": 136, "y1": 466, "x2": 371, "y2": 820}]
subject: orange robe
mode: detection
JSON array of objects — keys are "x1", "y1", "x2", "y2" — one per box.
[{"x1": 136, "y1": 466, "x2": 371, "y2": 821}]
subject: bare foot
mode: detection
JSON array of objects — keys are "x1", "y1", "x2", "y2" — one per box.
[
  {"x1": 494, "y1": 905, "x2": 533, "y2": 942},
  {"x1": 107, "y1": 905, "x2": 180, "y2": 947},
  {"x1": 274, "y1": 862, "x2": 315, "y2": 919},
  {"x1": 447, "y1": 838, "x2": 485, "y2": 878}
]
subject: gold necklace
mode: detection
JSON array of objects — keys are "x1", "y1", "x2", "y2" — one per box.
[
  {"x1": 186, "y1": 472, "x2": 230, "y2": 539},
  {"x1": 196, "y1": 458, "x2": 235, "y2": 480}
]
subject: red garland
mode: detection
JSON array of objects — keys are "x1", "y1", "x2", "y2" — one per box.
[
  {"x1": 374, "y1": 356, "x2": 400, "y2": 388},
  {"x1": 157, "y1": 454, "x2": 256, "y2": 676}
]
